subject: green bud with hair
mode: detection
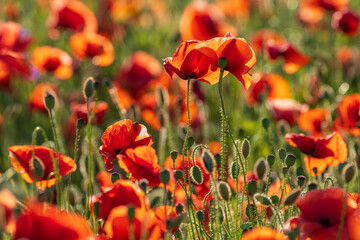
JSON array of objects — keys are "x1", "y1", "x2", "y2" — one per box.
[
  {"x1": 83, "y1": 77, "x2": 95, "y2": 99},
  {"x1": 187, "y1": 137, "x2": 194, "y2": 148},
  {"x1": 76, "y1": 118, "x2": 85, "y2": 129},
  {"x1": 170, "y1": 150, "x2": 178, "y2": 161},
  {"x1": 262, "y1": 118, "x2": 270, "y2": 129},
  {"x1": 282, "y1": 167, "x2": 288, "y2": 175},
  {"x1": 202, "y1": 150, "x2": 215, "y2": 173},
  {"x1": 247, "y1": 180, "x2": 257, "y2": 195},
  {"x1": 218, "y1": 181, "x2": 231, "y2": 201},
  {"x1": 214, "y1": 154, "x2": 221, "y2": 167},
  {"x1": 174, "y1": 170, "x2": 183, "y2": 181},
  {"x1": 245, "y1": 204, "x2": 257, "y2": 219},
  {"x1": 285, "y1": 154, "x2": 296, "y2": 168},
  {"x1": 196, "y1": 210, "x2": 204, "y2": 222},
  {"x1": 297, "y1": 175, "x2": 306, "y2": 187},
  {"x1": 284, "y1": 189, "x2": 301, "y2": 206},
  {"x1": 190, "y1": 165, "x2": 203, "y2": 185},
  {"x1": 266, "y1": 154, "x2": 275, "y2": 167},
  {"x1": 270, "y1": 195, "x2": 279, "y2": 205},
  {"x1": 111, "y1": 173, "x2": 120, "y2": 183},
  {"x1": 278, "y1": 148, "x2": 287, "y2": 161},
  {"x1": 296, "y1": 166, "x2": 304, "y2": 176},
  {"x1": 254, "y1": 158, "x2": 268, "y2": 180},
  {"x1": 241, "y1": 138, "x2": 250, "y2": 158},
  {"x1": 307, "y1": 182, "x2": 317, "y2": 191},
  {"x1": 343, "y1": 164, "x2": 356, "y2": 183},
  {"x1": 218, "y1": 57, "x2": 227, "y2": 69},
  {"x1": 229, "y1": 161, "x2": 240, "y2": 179},
  {"x1": 160, "y1": 169, "x2": 170, "y2": 185},
  {"x1": 254, "y1": 194, "x2": 272, "y2": 206},
  {"x1": 44, "y1": 92, "x2": 55, "y2": 110}
]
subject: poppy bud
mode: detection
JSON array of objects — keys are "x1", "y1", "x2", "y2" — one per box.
[
  {"x1": 44, "y1": 92, "x2": 55, "y2": 110},
  {"x1": 297, "y1": 175, "x2": 306, "y2": 187},
  {"x1": 229, "y1": 161, "x2": 240, "y2": 179},
  {"x1": 342, "y1": 164, "x2": 356, "y2": 183},
  {"x1": 277, "y1": 120, "x2": 290, "y2": 135},
  {"x1": 127, "y1": 206, "x2": 135, "y2": 221},
  {"x1": 196, "y1": 210, "x2": 204, "y2": 222},
  {"x1": 266, "y1": 154, "x2": 275, "y2": 167},
  {"x1": 254, "y1": 158, "x2": 268, "y2": 180},
  {"x1": 270, "y1": 195, "x2": 279, "y2": 205},
  {"x1": 218, "y1": 181, "x2": 231, "y2": 201},
  {"x1": 76, "y1": 118, "x2": 85, "y2": 129},
  {"x1": 111, "y1": 173, "x2": 120, "y2": 183},
  {"x1": 93, "y1": 201, "x2": 100, "y2": 218},
  {"x1": 296, "y1": 166, "x2": 304, "y2": 176},
  {"x1": 262, "y1": 117, "x2": 270, "y2": 129},
  {"x1": 278, "y1": 148, "x2": 287, "y2": 161},
  {"x1": 170, "y1": 150, "x2": 178, "y2": 161},
  {"x1": 254, "y1": 194, "x2": 272, "y2": 206},
  {"x1": 174, "y1": 170, "x2": 183, "y2": 181},
  {"x1": 214, "y1": 154, "x2": 221, "y2": 167},
  {"x1": 104, "y1": 78, "x2": 112, "y2": 88},
  {"x1": 94, "y1": 81, "x2": 101, "y2": 91},
  {"x1": 175, "y1": 203, "x2": 184, "y2": 214},
  {"x1": 139, "y1": 179, "x2": 148, "y2": 192},
  {"x1": 247, "y1": 180, "x2": 257, "y2": 194},
  {"x1": 241, "y1": 138, "x2": 250, "y2": 158},
  {"x1": 160, "y1": 169, "x2": 170, "y2": 185},
  {"x1": 245, "y1": 204, "x2": 257, "y2": 219},
  {"x1": 217, "y1": 206, "x2": 224, "y2": 223},
  {"x1": 282, "y1": 167, "x2": 288, "y2": 175},
  {"x1": 190, "y1": 165, "x2": 203, "y2": 185},
  {"x1": 168, "y1": 213, "x2": 186, "y2": 230},
  {"x1": 156, "y1": 87, "x2": 169, "y2": 108},
  {"x1": 307, "y1": 182, "x2": 317, "y2": 191},
  {"x1": 284, "y1": 189, "x2": 301, "y2": 206},
  {"x1": 187, "y1": 137, "x2": 194, "y2": 148},
  {"x1": 30, "y1": 157, "x2": 44, "y2": 180},
  {"x1": 285, "y1": 154, "x2": 296, "y2": 168},
  {"x1": 83, "y1": 77, "x2": 95, "y2": 99},
  {"x1": 218, "y1": 57, "x2": 227, "y2": 69},
  {"x1": 202, "y1": 150, "x2": 215, "y2": 173}
]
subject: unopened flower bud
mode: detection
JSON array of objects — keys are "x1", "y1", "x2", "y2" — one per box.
[
  {"x1": 175, "y1": 203, "x2": 184, "y2": 214},
  {"x1": 30, "y1": 157, "x2": 44, "y2": 180},
  {"x1": 187, "y1": 137, "x2": 194, "y2": 148},
  {"x1": 266, "y1": 154, "x2": 275, "y2": 167},
  {"x1": 170, "y1": 150, "x2": 178, "y2": 161},
  {"x1": 214, "y1": 154, "x2": 221, "y2": 167},
  {"x1": 218, "y1": 57, "x2": 227, "y2": 69},
  {"x1": 83, "y1": 77, "x2": 95, "y2": 99},
  {"x1": 296, "y1": 166, "x2": 304, "y2": 176},
  {"x1": 241, "y1": 138, "x2": 250, "y2": 158},
  {"x1": 262, "y1": 118, "x2": 270, "y2": 130},
  {"x1": 308, "y1": 182, "x2": 317, "y2": 191},
  {"x1": 76, "y1": 118, "x2": 85, "y2": 129},
  {"x1": 190, "y1": 165, "x2": 203, "y2": 185},
  {"x1": 297, "y1": 175, "x2": 306, "y2": 187},
  {"x1": 247, "y1": 180, "x2": 257, "y2": 194},
  {"x1": 44, "y1": 92, "x2": 55, "y2": 110},
  {"x1": 218, "y1": 181, "x2": 231, "y2": 201},
  {"x1": 270, "y1": 195, "x2": 279, "y2": 205},
  {"x1": 174, "y1": 170, "x2": 183, "y2": 181},
  {"x1": 284, "y1": 189, "x2": 301, "y2": 206},
  {"x1": 254, "y1": 194, "x2": 272, "y2": 206},
  {"x1": 278, "y1": 148, "x2": 287, "y2": 161},
  {"x1": 160, "y1": 169, "x2": 170, "y2": 185},
  {"x1": 343, "y1": 164, "x2": 356, "y2": 183},
  {"x1": 229, "y1": 161, "x2": 240, "y2": 179},
  {"x1": 285, "y1": 154, "x2": 296, "y2": 168},
  {"x1": 196, "y1": 210, "x2": 204, "y2": 222},
  {"x1": 282, "y1": 167, "x2": 288, "y2": 175},
  {"x1": 202, "y1": 150, "x2": 215, "y2": 173},
  {"x1": 254, "y1": 158, "x2": 268, "y2": 180}
]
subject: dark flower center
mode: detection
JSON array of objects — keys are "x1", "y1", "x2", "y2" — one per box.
[
  {"x1": 319, "y1": 217, "x2": 331, "y2": 227},
  {"x1": 114, "y1": 149, "x2": 121, "y2": 155}
]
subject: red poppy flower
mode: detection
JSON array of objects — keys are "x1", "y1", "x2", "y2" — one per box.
[
  {"x1": 297, "y1": 0, "x2": 325, "y2": 27},
  {"x1": 164, "y1": 40, "x2": 222, "y2": 84},
  {"x1": 9, "y1": 145, "x2": 76, "y2": 190},
  {"x1": 267, "y1": 99, "x2": 309, "y2": 125},
  {"x1": 227, "y1": 171, "x2": 258, "y2": 193},
  {"x1": 141, "y1": 108, "x2": 161, "y2": 131},
  {"x1": 0, "y1": 49, "x2": 31, "y2": 87},
  {"x1": 31, "y1": 46, "x2": 73, "y2": 80},
  {"x1": 29, "y1": 83, "x2": 58, "y2": 112},
  {"x1": 284, "y1": 217, "x2": 299, "y2": 235},
  {"x1": 99, "y1": 119, "x2": 153, "y2": 170},
  {"x1": 245, "y1": 72, "x2": 291, "y2": 106},
  {"x1": 179, "y1": 1, "x2": 236, "y2": 41},
  {"x1": 296, "y1": 187, "x2": 357, "y2": 240},
  {"x1": 242, "y1": 227, "x2": 286, "y2": 240},
  {"x1": 14, "y1": 202, "x2": 93, "y2": 240},
  {"x1": 47, "y1": 0, "x2": 98, "y2": 39},
  {"x1": 105, "y1": 0, "x2": 143, "y2": 23},
  {"x1": 335, "y1": 94, "x2": 360, "y2": 136},
  {"x1": 96, "y1": 171, "x2": 114, "y2": 191},
  {"x1": 195, "y1": 32, "x2": 257, "y2": 89},
  {"x1": 0, "y1": 189, "x2": 16, "y2": 234},
  {"x1": 0, "y1": 21, "x2": 32, "y2": 52},
  {"x1": 104, "y1": 206, "x2": 161, "y2": 240},
  {"x1": 318, "y1": 0, "x2": 348, "y2": 11},
  {"x1": 97, "y1": 180, "x2": 149, "y2": 221},
  {"x1": 297, "y1": 108, "x2": 331, "y2": 136},
  {"x1": 214, "y1": 0, "x2": 250, "y2": 18},
  {"x1": 70, "y1": 31, "x2": 114, "y2": 66},
  {"x1": 118, "y1": 146, "x2": 161, "y2": 187},
  {"x1": 332, "y1": 9, "x2": 359, "y2": 37},
  {"x1": 71, "y1": 101, "x2": 108, "y2": 125},
  {"x1": 267, "y1": 179, "x2": 291, "y2": 198},
  {"x1": 348, "y1": 192, "x2": 360, "y2": 206},
  {"x1": 285, "y1": 131, "x2": 347, "y2": 175},
  {"x1": 250, "y1": 29, "x2": 284, "y2": 53},
  {"x1": 154, "y1": 206, "x2": 178, "y2": 233}
]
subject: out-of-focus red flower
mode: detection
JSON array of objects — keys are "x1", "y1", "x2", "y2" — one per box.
[
  {"x1": 250, "y1": 29, "x2": 284, "y2": 53},
  {"x1": 348, "y1": 192, "x2": 360, "y2": 206},
  {"x1": 3, "y1": 2, "x2": 19, "y2": 21},
  {"x1": 47, "y1": 0, "x2": 98, "y2": 39},
  {"x1": 8, "y1": 145, "x2": 76, "y2": 190},
  {"x1": 335, "y1": 94, "x2": 360, "y2": 136},
  {"x1": 99, "y1": 119, "x2": 153, "y2": 170},
  {"x1": 31, "y1": 46, "x2": 73, "y2": 80},
  {"x1": 114, "y1": 51, "x2": 162, "y2": 97},
  {"x1": 179, "y1": 0, "x2": 236, "y2": 41},
  {"x1": 0, "y1": 22, "x2": 32, "y2": 52},
  {"x1": 14, "y1": 202, "x2": 93, "y2": 240},
  {"x1": 286, "y1": 131, "x2": 347, "y2": 175},
  {"x1": 208, "y1": 141, "x2": 222, "y2": 155},
  {"x1": 97, "y1": 180, "x2": 149, "y2": 221},
  {"x1": 241, "y1": 227, "x2": 286, "y2": 240},
  {"x1": 284, "y1": 217, "x2": 299, "y2": 235},
  {"x1": 118, "y1": 146, "x2": 161, "y2": 187},
  {"x1": 0, "y1": 50, "x2": 31, "y2": 88},
  {"x1": 71, "y1": 101, "x2": 108, "y2": 125},
  {"x1": 297, "y1": 0, "x2": 325, "y2": 27},
  {"x1": 96, "y1": 171, "x2": 113, "y2": 191},
  {"x1": 0, "y1": 189, "x2": 16, "y2": 234},
  {"x1": 154, "y1": 206, "x2": 178, "y2": 233},
  {"x1": 195, "y1": 32, "x2": 257, "y2": 89},
  {"x1": 29, "y1": 83, "x2": 58, "y2": 112},
  {"x1": 227, "y1": 171, "x2": 258, "y2": 193},
  {"x1": 318, "y1": 0, "x2": 348, "y2": 11},
  {"x1": 297, "y1": 108, "x2": 331, "y2": 136},
  {"x1": 214, "y1": 0, "x2": 250, "y2": 18},
  {"x1": 70, "y1": 31, "x2": 114, "y2": 66},
  {"x1": 267, "y1": 99, "x2": 308, "y2": 125},
  {"x1": 267, "y1": 179, "x2": 291, "y2": 198},
  {"x1": 104, "y1": 206, "x2": 161, "y2": 240},
  {"x1": 296, "y1": 187, "x2": 357, "y2": 240},
  {"x1": 245, "y1": 72, "x2": 291, "y2": 106},
  {"x1": 106, "y1": 0, "x2": 143, "y2": 23},
  {"x1": 332, "y1": 9, "x2": 359, "y2": 37},
  {"x1": 141, "y1": 108, "x2": 161, "y2": 131}
]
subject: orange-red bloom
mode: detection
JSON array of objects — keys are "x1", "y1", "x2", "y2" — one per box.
[
  {"x1": 267, "y1": 99, "x2": 308, "y2": 125},
  {"x1": 70, "y1": 31, "x2": 114, "y2": 66},
  {"x1": 297, "y1": 0, "x2": 325, "y2": 27},
  {"x1": 332, "y1": 9, "x2": 359, "y2": 37},
  {"x1": 154, "y1": 206, "x2": 178, "y2": 233},
  {"x1": 318, "y1": 0, "x2": 348, "y2": 11},
  {"x1": 195, "y1": 32, "x2": 257, "y2": 89},
  {"x1": 0, "y1": 189, "x2": 16, "y2": 234},
  {"x1": 99, "y1": 119, "x2": 153, "y2": 170},
  {"x1": 14, "y1": 202, "x2": 93, "y2": 240},
  {"x1": 9, "y1": 145, "x2": 76, "y2": 190},
  {"x1": 118, "y1": 146, "x2": 161, "y2": 187},
  {"x1": 297, "y1": 108, "x2": 331, "y2": 136},
  {"x1": 0, "y1": 50, "x2": 31, "y2": 88},
  {"x1": 335, "y1": 94, "x2": 360, "y2": 136},
  {"x1": 286, "y1": 131, "x2": 347, "y2": 175},
  {"x1": 31, "y1": 46, "x2": 73, "y2": 80},
  {"x1": 28, "y1": 83, "x2": 58, "y2": 112},
  {"x1": 71, "y1": 101, "x2": 108, "y2": 124},
  {"x1": 0, "y1": 21, "x2": 32, "y2": 52},
  {"x1": 214, "y1": 0, "x2": 250, "y2": 18},
  {"x1": 96, "y1": 171, "x2": 114, "y2": 191},
  {"x1": 242, "y1": 227, "x2": 286, "y2": 240}
]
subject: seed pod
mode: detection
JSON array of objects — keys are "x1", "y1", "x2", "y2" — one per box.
[
  {"x1": 218, "y1": 57, "x2": 227, "y2": 69},
  {"x1": 254, "y1": 158, "x2": 268, "y2": 180},
  {"x1": 278, "y1": 148, "x2": 287, "y2": 161},
  {"x1": 187, "y1": 137, "x2": 194, "y2": 148},
  {"x1": 282, "y1": 167, "x2": 288, "y2": 175},
  {"x1": 254, "y1": 194, "x2": 272, "y2": 206},
  {"x1": 196, "y1": 210, "x2": 204, "y2": 222},
  {"x1": 297, "y1": 175, "x2": 306, "y2": 187},
  {"x1": 284, "y1": 189, "x2": 301, "y2": 206},
  {"x1": 76, "y1": 118, "x2": 85, "y2": 129},
  {"x1": 229, "y1": 161, "x2": 240, "y2": 179},
  {"x1": 247, "y1": 180, "x2": 257, "y2": 195},
  {"x1": 262, "y1": 117, "x2": 270, "y2": 130},
  {"x1": 241, "y1": 139, "x2": 250, "y2": 158},
  {"x1": 270, "y1": 195, "x2": 279, "y2": 205},
  {"x1": 139, "y1": 179, "x2": 148, "y2": 192},
  {"x1": 174, "y1": 170, "x2": 183, "y2": 181},
  {"x1": 285, "y1": 154, "x2": 296, "y2": 168},
  {"x1": 44, "y1": 92, "x2": 55, "y2": 110},
  {"x1": 218, "y1": 181, "x2": 231, "y2": 201},
  {"x1": 127, "y1": 206, "x2": 135, "y2": 221},
  {"x1": 175, "y1": 203, "x2": 184, "y2": 214},
  {"x1": 83, "y1": 77, "x2": 95, "y2": 99},
  {"x1": 30, "y1": 157, "x2": 44, "y2": 180},
  {"x1": 170, "y1": 150, "x2": 178, "y2": 161},
  {"x1": 245, "y1": 203, "x2": 257, "y2": 219},
  {"x1": 111, "y1": 173, "x2": 120, "y2": 183},
  {"x1": 343, "y1": 164, "x2": 356, "y2": 183},
  {"x1": 307, "y1": 182, "x2": 317, "y2": 191},
  {"x1": 266, "y1": 154, "x2": 275, "y2": 167},
  {"x1": 190, "y1": 165, "x2": 203, "y2": 185},
  {"x1": 296, "y1": 166, "x2": 304, "y2": 176},
  {"x1": 202, "y1": 150, "x2": 215, "y2": 173},
  {"x1": 160, "y1": 169, "x2": 170, "y2": 185}
]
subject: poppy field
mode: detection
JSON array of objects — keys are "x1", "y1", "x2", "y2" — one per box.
[{"x1": 0, "y1": 0, "x2": 360, "y2": 239}]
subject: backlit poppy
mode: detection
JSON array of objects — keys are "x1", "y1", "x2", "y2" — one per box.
[
  {"x1": 214, "y1": 0, "x2": 250, "y2": 18},
  {"x1": 318, "y1": 0, "x2": 348, "y2": 11},
  {"x1": 285, "y1": 131, "x2": 347, "y2": 175},
  {"x1": 104, "y1": 206, "x2": 161, "y2": 240},
  {"x1": 297, "y1": 0, "x2": 325, "y2": 27},
  {"x1": 0, "y1": 21, "x2": 32, "y2": 52},
  {"x1": 70, "y1": 31, "x2": 114, "y2": 66},
  {"x1": 28, "y1": 83, "x2": 58, "y2": 112},
  {"x1": 335, "y1": 94, "x2": 360, "y2": 136},
  {"x1": 348, "y1": 192, "x2": 360, "y2": 206},
  {"x1": 99, "y1": 119, "x2": 153, "y2": 170},
  {"x1": 0, "y1": 50, "x2": 31, "y2": 86},
  {"x1": 97, "y1": 180, "x2": 148, "y2": 221},
  {"x1": 118, "y1": 146, "x2": 161, "y2": 187},
  {"x1": 9, "y1": 145, "x2": 76, "y2": 190},
  {"x1": 242, "y1": 227, "x2": 286, "y2": 240},
  {"x1": 0, "y1": 189, "x2": 16, "y2": 234},
  {"x1": 71, "y1": 101, "x2": 108, "y2": 125},
  {"x1": 297, "y1": 108, "x2": 331, "y2": 136},
  {"x1": 106, "y1": 0, "x2": 143, "y2": 23},
  {"x1": 250, "y1": 29, "x2": 284, "y2": 53},
  {"x1": 31, "y1": 46, "x2": 73, "y2": 80},
  {"x1": 154, "y1": 206, "x2": 178, "y2": 233},
  {"x1": 14, "y1": 202, "x2": 93, "y2": 240},
  {"x1": 296, "y1": 187, "x2": 357, "y2": 240},
  {"x1": 179, "y1": 1, "x2": 236, "y2": 41},
  {"x1": 195, "y1": 32, "x2": 257, "y2": 89},
  {"x1": 96, "y1": 171, "x2": 114, "y2": 191},
  {"x1": 267, "y1": 99, "x2": 309, "y2": 125},
  {"x1": 332, "y1": 9, "x2": 359, "y2": 37}
]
